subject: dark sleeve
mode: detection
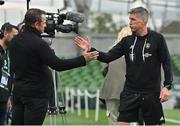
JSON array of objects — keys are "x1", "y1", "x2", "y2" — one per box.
[
  {"x1": 91, "y1": 40, "x2": 125, "y2": 63},
  {"x1": 7, "y1": 74, "x2": 14, "y2": 96},
  {"x1": 158, "y1": 34, "x2": 173, "y2": 89},
  {"x1": 8, "y1": 59, "x2": 15, "y2": 96},
  {"x1": 37, "y1": 41, "x2": 86, "y2": 71}
]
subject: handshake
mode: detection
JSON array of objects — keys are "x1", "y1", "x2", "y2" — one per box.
[{"x1": 74, "y1": 36, "x2": 98, "y2": 62}]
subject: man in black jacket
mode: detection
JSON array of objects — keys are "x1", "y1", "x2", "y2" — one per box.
[
  {"x1": 0, "y1": 23, "x2": 18, "y2": 125},
  {"x1": 74, "y1": 7, "x2": 173, "y2": 125},
  {"x1": 9, "y1": 8, "x2": 98, "y2": 125}
]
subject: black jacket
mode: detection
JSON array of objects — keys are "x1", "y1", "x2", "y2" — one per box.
[
  {"x1": 92, "y1": 29, "x2": 173, "y2": 92},
  {"x1": 0, "y1": 46, "x2": 11, "y2": 101},
  {"x1": 9, "y1": 25, "x2": 86, "y2": 98}
]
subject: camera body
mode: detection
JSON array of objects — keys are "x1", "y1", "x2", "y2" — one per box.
[{"x1": 44, "y1": 11, "x2": 84, "y2": 37}]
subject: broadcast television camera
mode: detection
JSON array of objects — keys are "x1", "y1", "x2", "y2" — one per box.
[{"x1": 44, "y1": 10, "x2": 85, "y2": 37}]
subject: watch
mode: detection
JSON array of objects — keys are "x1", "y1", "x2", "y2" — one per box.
[{"x1": 164, "y1": 84, "x2": 172, "y2": 90}]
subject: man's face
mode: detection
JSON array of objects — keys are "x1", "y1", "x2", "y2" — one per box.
[
  {"x1": 129, "y1": 13, "x2": 145, "y2": 34},
  {"x1": 4, "y1": 28, "x2": 18, "y2": 45},
  {"x1": 35, "y1": 14, "x2": 47, "y2": 33}
]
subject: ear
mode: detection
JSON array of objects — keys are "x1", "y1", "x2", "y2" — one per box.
[
  {"x1": 142, "y1": 17, "x2": 148, "y2": 24},
  {"x1": 34, "y1": 22, "x2": 40, "y2": 29},
  {"x1": 3, "y1": 32, "x2": 8, "y2": 38}
]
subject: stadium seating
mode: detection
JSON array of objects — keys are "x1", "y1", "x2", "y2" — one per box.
[{"x1": 58, "y1": 60, "x2": 104, "y2": 92}]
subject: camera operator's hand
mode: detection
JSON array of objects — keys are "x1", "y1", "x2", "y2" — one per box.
[
  {"x1": 74, "y1": 36, "x2": 91, "y2": 52},
  {"x1": 83, "y1": 51, "x2": 99, "y2": 62}
]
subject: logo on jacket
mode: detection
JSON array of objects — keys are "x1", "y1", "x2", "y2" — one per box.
[
  {"x1": 145, "y1": 43, "x2": 151, "y2": 49},
  {"x1": 144, "y1": 53, "x2": 152, "y2": 58}
]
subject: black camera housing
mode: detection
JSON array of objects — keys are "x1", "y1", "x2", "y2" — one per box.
[{"x1": 44, "y1": 12, "x2": 79, "y2": 38}]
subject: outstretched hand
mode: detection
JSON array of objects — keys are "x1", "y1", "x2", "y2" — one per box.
[{"x1": 74, "y1": 36, "x2": 91, "y2": 52}]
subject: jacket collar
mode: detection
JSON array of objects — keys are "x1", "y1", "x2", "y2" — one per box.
[
  {"x1": 132, "y1": 28, "x2": 151, "y2": 39},
  {"x1": 24, "y1": 25, "x2": 41, "y2": 37}
]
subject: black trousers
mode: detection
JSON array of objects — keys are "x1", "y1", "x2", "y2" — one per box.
[
  {"x1": 11, "y1": 95, "x2": 48, "y2": 125},
  {"x1": 0, "y1": 101, "x2": 7, "y2": 125}
]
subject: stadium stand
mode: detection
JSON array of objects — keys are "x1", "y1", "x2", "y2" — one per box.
[{"x1": 59, "y1": 60, "x2": 104, "y2": 92}]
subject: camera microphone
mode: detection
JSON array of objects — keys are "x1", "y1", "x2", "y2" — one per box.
[
  {"x1": 0, "y1": 0, "x2": 5, "y2": 5},
  {"x1": 66, "y1": 12, "x2": 85, "y2": 23}
]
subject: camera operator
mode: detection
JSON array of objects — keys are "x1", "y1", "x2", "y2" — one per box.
[
  {"x1": 9, "y1": 8, "x2": 99, "y2": 125},
  {"x1": 0, "y1": 22, "x2": 18, "y2": 125}
]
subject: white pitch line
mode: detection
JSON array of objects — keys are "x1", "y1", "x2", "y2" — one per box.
[{"x1": 166, "y1": 118, "x2": 180, "y2": 124}]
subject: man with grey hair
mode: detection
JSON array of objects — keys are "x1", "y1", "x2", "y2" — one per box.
[{"x1": 74, "y1": 7, "x2": 173, "y2": 125}]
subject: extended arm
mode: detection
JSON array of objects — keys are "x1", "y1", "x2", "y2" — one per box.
[
  {"x1": 74, "y1": 36, "x2": 125, "y2": 63},
  {"x1": 37, "y1": 41, "x2": 99, "y2": 71}
]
